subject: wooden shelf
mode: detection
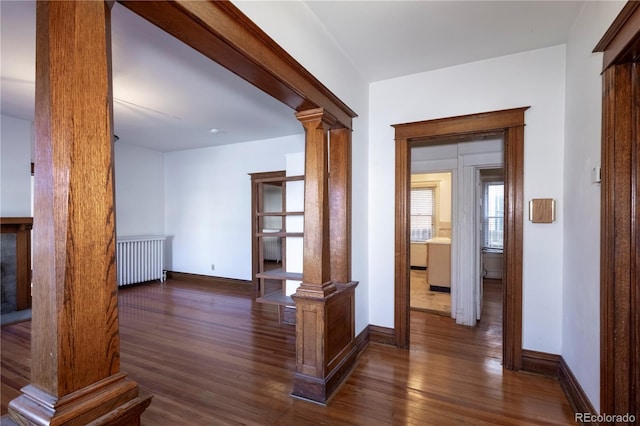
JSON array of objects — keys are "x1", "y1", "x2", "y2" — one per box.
[
  {"x1": 256, "y1": 268, "x2": 302, "y2": 281},
  {"x1": 257, "y1": 211, "x2": 304, "y2": 217},
  {"x1": 256, "y1": 291, "x2": 295, "y2": 306},
  {"x1": 251, "y1": 171, "x2": 304, "y2": 319},
  {"x1": 256, "y1": 232, "x2": 303, "y2": 238}
]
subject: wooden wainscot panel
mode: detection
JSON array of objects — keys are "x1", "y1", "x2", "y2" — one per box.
[
  {"x1": 291, "y1": 281, "x2": 358, "y2": 405},
  {"x1": 300, "y1": 303, "x2": 322, "y2": 377}
]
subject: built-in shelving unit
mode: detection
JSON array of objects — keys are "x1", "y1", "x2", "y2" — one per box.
[{"x1": 250, "y1": 170, "x2": 304, "y2": 316}]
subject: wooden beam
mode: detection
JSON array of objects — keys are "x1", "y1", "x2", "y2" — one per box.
[
  {"x1": 118, "y1": 0, "x2": 357, "y2": 130},
  {"x1": 8, "y1": 2, "x2": 150, "y2": 423}
]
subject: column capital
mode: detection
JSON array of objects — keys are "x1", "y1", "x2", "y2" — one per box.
[{"x1": 296, "y1": 108, "x2": 337, "y2": 128}]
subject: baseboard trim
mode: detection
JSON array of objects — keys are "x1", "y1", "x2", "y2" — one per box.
[
  {"x1": 559, "y1": 357, "x2": 597, "y2": 422},
  {"x1": 368, "y1": 325, "x2": 396, "y2": 346},
  {"x1": 354, "y1": 326, "x2": 370, "y2": 356},
  {"x1": 166, "y1": 271, "x2": 252, "y2": 286},
  {"x1": 521, "y1": 349, "x2": 561, "y2": 378},
  {"x1": 519, "y1": 350, "x2": 598, "y2": 424}
]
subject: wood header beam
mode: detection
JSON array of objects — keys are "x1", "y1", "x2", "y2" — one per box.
[{"x1": 118, "y1": 0, "x2": 356, "y2": 130}]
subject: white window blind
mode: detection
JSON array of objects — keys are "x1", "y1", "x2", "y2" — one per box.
[
  {"x1": 483, "y1": 181, "x2": 504, "y2": 250},
  {"x1": 410, "y1": 187, "x2": 435, "y2": 241}
]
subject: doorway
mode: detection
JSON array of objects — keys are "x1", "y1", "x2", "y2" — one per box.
[
  {"x1": 394, "y1": 107, "x2": 528, "y2": 370},
  {"x1": 408, "y1": 171, "x2": 452, "y2": 317}
]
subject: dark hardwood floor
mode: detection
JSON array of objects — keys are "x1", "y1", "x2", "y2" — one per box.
[{"x1": 2, "y1": 277, "x2": 573, "y2": 425}]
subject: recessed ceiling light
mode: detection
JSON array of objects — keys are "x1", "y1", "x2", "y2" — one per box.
[{"x1": 210, "y1": 128, "x2": 220, "y2": 134}]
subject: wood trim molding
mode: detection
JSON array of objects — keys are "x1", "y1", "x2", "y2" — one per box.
[
  {"x1": 354, "y1": 325, "x2": 370, "y2": 355},
  {"x1": 368, "y1": 325, "x2": 396, "y2": 346},
  {"x1": 593, "y1": 1, "x2": 640, "y2": 71},
  {"x1": 596, "y1": 7, "x2": 640, "y2": 417},
  {"x1": 393, "y1": 107, "x2": 528, "y2": 372},
  {"x1": 521, "y1": 349, "x2": 561, "y2": 378},
  {"x1": 559, "y1": 357, "x2": 597, "y2": 420},
  {"x1": 118, "y1": 0, "x2": 357, "y2": 130},
  {"x1": 599, "y1": 62, "x2": 639, "y2": 417},
  {"x1": 521, "y1": 351, "x2": 599, "y2": 422}
]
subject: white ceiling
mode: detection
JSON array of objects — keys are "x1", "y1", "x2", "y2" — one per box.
[{"x1": 0, "y1": 1, "x2": 584, "y2": 153}]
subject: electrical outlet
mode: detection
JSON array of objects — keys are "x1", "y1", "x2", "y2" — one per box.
[{"x1": 211, "y1": 264, "x2": 215, "y2": 271}]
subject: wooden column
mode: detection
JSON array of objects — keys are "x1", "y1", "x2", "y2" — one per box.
[
  {"x1": 296, "y1": 108, "x2": 335, "y2": 297},
  {"x1": 8, "y1": 2, "x2": 151, "y2": 424},
  {"x1": 329, "y1": 128, "x2": 352, "y2": 283},
  {"x1": 292, "y1": 109, "x2": 358, "y2": 404}
]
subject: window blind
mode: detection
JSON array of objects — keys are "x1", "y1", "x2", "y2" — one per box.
[
  {"x1": 483, "y1": 181, "x2": 504, "y2": 250},
  {"x1": 410, "y1": 187, "x2": 435, "y2": 241}
]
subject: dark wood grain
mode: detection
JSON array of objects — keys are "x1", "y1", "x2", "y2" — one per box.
[
  {"x1": 6, "y1": 2, "x2": 148, "y2": 423},
  {"x1": 599, "y1": 62, "x2": 639, "y2": 418},
  {"x1": 2, "y1": 278, "x2": 574, "y2": 424},
  {"x1": 297, "y1": 108, "x2": 333, "y2": 292},
  {"x1": 329, "y1": 128, "x2": 352, "y2": 284}
]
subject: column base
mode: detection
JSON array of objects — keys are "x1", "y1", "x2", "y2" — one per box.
[
  {"x1": 290, "y1": 337, "x2": 359, "y2": 405},
  {"x1": 8, "y1": 373, "x2": 151, "y2": 426},
  {"x1": 291, "y1": 281, "x2": 358, "y2": 404}
]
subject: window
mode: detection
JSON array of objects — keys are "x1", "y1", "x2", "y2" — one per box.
[
  {"x1": 410, "y1": 187, "x2": 435, "y2": 241},
  {"x1": 483, "y1": 181, "x2": 504, "y2": 250}
]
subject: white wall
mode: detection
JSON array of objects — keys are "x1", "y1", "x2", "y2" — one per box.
[
  {"x1": 231, "y1": 1, "x2": 371, "y2": 334},
  {"x1": 369, "y1": 46, "x2": 566, "y2": 353},
  {"x1": 562, "y1": 0, "x2": 625, "y2": 412},
  {"x1": 114, "y1": 142, "x2": 165, "y2": 236},
  {"x1": 164, "y1": 134, "x2": 304, "y2": 280},
  {"x1": 1, "y1": 115, "x2": 32, "y2": 217}
]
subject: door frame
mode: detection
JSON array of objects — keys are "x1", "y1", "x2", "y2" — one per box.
[
  {"x1": 393, "y1": 107, "x2": 528, "y2": 370},
  {"x1": 594, "y1": 1, "x2": 640, "y2": 415}
]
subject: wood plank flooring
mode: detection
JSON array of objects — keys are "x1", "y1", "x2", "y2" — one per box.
[{"x1": 1, "y1": 277, "x2": 573, "y2": 425}]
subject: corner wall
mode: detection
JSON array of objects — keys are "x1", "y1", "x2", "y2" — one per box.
[
  {"x1": 1, "y1": 115, "x2": 32, "y2": 217},
  {"x1": 562, "y1": 0, "x2": 625, "y2": 412},
  {"x1": 114, "y1": 142, "x2": 165, "y2": 237}
]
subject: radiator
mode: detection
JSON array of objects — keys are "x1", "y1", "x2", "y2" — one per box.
[
  {"x1": 116, "y1": 236, "x2": 166, "y2": 286},
  {"x1": 262, "y1": 229, "x2": 282, "y2": 262}
]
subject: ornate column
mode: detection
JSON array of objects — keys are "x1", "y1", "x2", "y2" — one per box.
[
  {"x1": 329, "y1": 128, "x2": 352, "y2": 283},
  {"x1": 8, "y1": 2, "x2": 151, "y2": 424},
  {"x1": 291, "y1": 109, "x2": 358, "y2": 404}
]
